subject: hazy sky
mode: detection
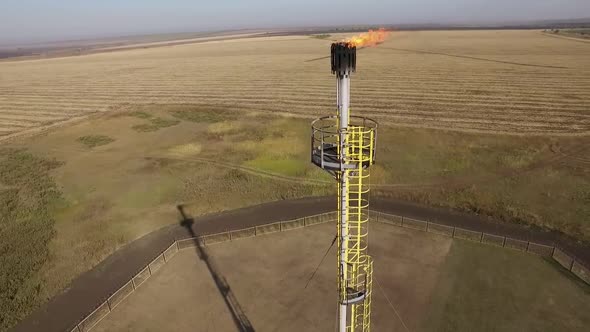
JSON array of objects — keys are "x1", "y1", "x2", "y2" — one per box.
[{"x1": 1, "y1": 0, "x2": 589, "y2": 44}]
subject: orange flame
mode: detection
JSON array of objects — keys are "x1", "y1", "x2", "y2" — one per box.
[{"x1": 345, "y1": 28, "x2": 390, "y2": 47}]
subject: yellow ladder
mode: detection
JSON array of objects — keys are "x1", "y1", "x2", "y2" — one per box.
[{"x1": 337, "y1": 126, "x2": 374, "y2": 332}]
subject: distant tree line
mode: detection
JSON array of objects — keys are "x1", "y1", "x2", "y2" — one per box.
[{"x1": 544, "y1": 28, "x2": 588, "y2": 36}]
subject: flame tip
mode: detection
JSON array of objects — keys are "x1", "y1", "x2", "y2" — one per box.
[{"x1": 343, "y1": 28, "x2": 390, "y2": 48}]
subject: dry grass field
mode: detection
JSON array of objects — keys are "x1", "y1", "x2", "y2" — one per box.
[
  {"x1": 0, "y1": 104, "x2": 588, "y2": 331},
  {"x1": 0, "y1": 30, "x2": 589, "y2": 139},
  {"x1": 1, "y1": 30, "x2": 589, "y2": 331}
]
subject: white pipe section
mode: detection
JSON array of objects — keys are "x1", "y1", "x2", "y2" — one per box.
[{"x1": 338, "y1": 73, "x2": 350, "y2": 332}]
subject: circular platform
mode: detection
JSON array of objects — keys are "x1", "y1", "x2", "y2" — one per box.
[{"x1": 311, "y1": 115, "x2": 378, "y2": 174}]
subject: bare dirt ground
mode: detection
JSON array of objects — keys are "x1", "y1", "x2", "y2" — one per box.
[{"x1": 92, "y1": 222, "x2": 452, "y2": 332}]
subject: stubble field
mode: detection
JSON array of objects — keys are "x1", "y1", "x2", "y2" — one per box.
[{"x1": 1, "y1": 30, "x2": 589, "y2": 139}]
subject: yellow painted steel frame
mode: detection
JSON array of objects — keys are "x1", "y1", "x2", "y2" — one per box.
[{"x1": 337, "y1": 125, "x2": 375, "y2": 332}]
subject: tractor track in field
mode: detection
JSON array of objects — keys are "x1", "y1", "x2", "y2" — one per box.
[
  {"x1": 153, "y1": 139, "x2": 589, "y2": 193},
  {"x1": 152, "y1": 154, "x2": 439, "y2": 189},
  {"x1": 551, "y1": 144, "x2": 590, "y2": 165},
  {"x1": 547, "y1": 142, "x2": 590, "y2": 177},
  {"x1": 7, "y1": 92, "x2": 588, "y2": 137},
  {"x1": 23, "y1": 126, "x2": 586, "y2": 192},
  {"x1": 154, "y1": 155, "x2": 330, "y2": 186},
  {"x1": 377, "y1": 46, "x2": 570, "y2": 69},
  {"x1": 0, "y1": 114, "x2": 98, "y2": 144}
]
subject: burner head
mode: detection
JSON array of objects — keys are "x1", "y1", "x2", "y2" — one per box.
[{"x1": 331, "y1": 42, "x2": 356, "y2": 76}]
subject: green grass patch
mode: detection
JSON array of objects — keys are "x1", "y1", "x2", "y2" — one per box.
[
  {"x1": 379, "y1": 167, "x2": 590, "y2": 241},
  {"x1": 548, "y1": 28, "x2": 590, "y2": 39},
  {"x1": 372, "y1": 126, "x2": 590, "y2": 241},
  {"x1": 0, "y1": 149, "x2": 64, "y2": 331},
  {"x1": 181, "y1": 166, "x2": 331, "y2": 212},
  {"x1": 425, "y1": 240, "x2": 590, "y2": 331},
  {"x1": 245, "y1": 155, "x2": 308, "y2": 177},
  {"x1": 211, "y1": 117, "x2": 317, "y2": 178},
  {"x1": 377, "y1": 127, "x2": 547, "y2": 182},
  {"x1": 117, "y1": 175, "x2": 182, "y2": 209},
  {"x1": 170, "y1": 108, "x2": 236, "y2": 123},
  {"x1": 132, "y1": 117, "x2": 180, "y2": 132},
  {"x1": 77, "y1": 135, "x2": 115, "y2": 148}
]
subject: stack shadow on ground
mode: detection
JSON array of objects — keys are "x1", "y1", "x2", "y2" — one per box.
[
  {"x1": 92, "y1": 221, "x2": 452, "y2": 332},
  {"x1": 178, "y1": 205, "x2": 255, "y2": 332}
]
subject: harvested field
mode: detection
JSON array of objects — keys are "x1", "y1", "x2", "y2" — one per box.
[{"x1": 1, "y1": 30, "x2": 589, "y2": 139}]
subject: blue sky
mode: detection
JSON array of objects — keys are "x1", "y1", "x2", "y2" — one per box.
[{"x1": 1, "y1": 0, "x2": 589, "y2": 44}]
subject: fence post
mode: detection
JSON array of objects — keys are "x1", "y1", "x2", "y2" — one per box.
[
  {"x1": 570, "y1": 259, "x2": 575, "y2": 272},
  {"x1": 451, "y1": 226, "x2": 456, "y2": 238},
  {"x1": 426, "y1": 221, "x2": 430, "y2": 232},
  {"x1": 480, "y1": 232, "x2": 484, "y2": 243},
  {"x1": 502, "y1": 237, "x2": 507, "y2": 247},
  {"x1": 401, "y1": 216, "x2": 404, "y2": 227},
  {"x1": 526, "y1": 241, "x2": 530, "y2": 252},
  {"x1": 229, "y1": 230, "x2": 232, "y2": 241}
]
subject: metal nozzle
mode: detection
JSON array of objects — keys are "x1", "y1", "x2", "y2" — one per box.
[{"x1": 331, "y1": 42, "x2": 356, "y2": 76}]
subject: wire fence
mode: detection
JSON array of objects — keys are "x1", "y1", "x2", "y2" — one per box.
[
  {"x1": 69, "y1": 211, "x2": 338, "y2": 332},
  {"x1": 370, "y1": 210, "x2": 590, "y2": 285},
  {"x1": 69, "y1": 209, "x2": 589, "y2": 332}
]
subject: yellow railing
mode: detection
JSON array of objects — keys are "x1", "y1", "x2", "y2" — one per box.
[{"x1": 337, "y1": 125, "x2": 374, "y2": 332}]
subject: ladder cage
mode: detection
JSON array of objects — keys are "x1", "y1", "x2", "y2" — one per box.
[
  {"x1": 311, "y1": 114, "x2": 377, "y2": 332},
  {"x1": 311, "y1": 116, "x2": 377, "y2": 175}
]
